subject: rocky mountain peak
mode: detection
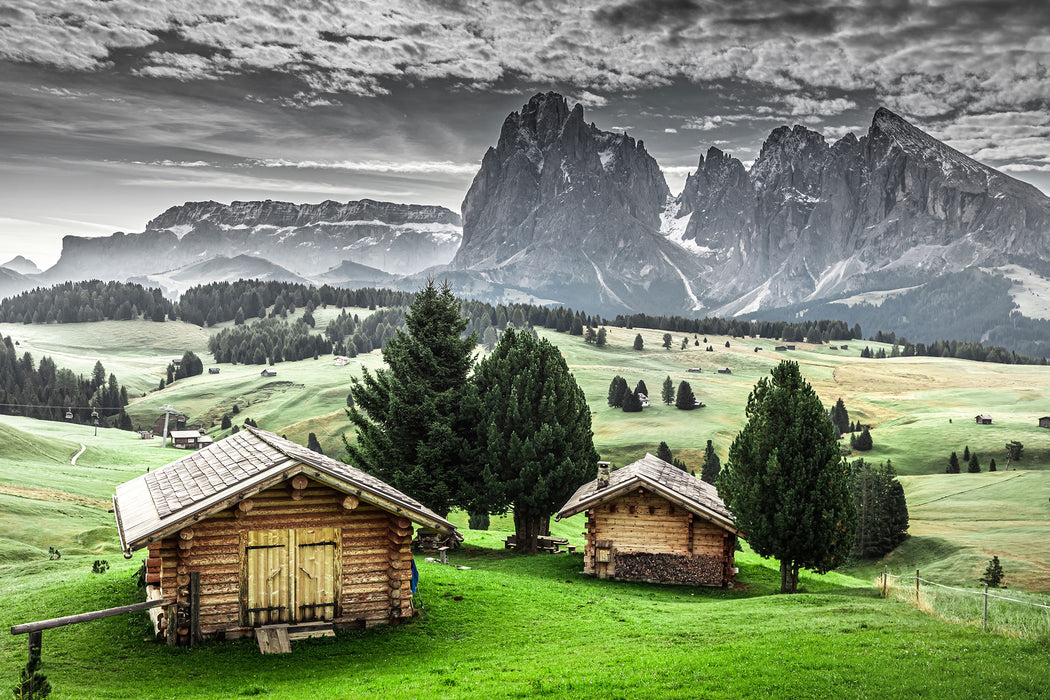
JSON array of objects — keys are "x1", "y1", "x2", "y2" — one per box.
[{"x1": 1, "y1": 255, "x2": 41, "y2": 275}]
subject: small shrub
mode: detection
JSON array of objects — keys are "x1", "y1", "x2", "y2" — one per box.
[
  {"x1": 91, "y1": 560, "x2": 110, "y2": 574},
  {"x1": 47, "y1": 547, "x2": 60, "y2": 560}
]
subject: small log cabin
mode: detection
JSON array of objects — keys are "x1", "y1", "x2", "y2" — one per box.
[
  {"x1": 1040, "y1": 416, "x2": 1050, "y2": 429},
  {"x1": 556, "y1": 454, "x2": 739, "y2": 587},
  {"x1": 112, "y1": 427, "x2": 457, "y2": 645}
]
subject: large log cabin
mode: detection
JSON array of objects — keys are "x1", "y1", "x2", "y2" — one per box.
[
  {"x1": 112, "y1": 427, "x2": 457, "y2": 645},
  {"x1": 556, "y1": 454, "x2": 739, "y2": 586}
]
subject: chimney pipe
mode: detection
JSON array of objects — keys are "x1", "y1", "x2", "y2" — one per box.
[{"x1": 596, "y1": 461, "x2": 611, "y2": 489}]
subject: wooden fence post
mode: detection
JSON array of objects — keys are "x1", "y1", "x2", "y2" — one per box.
[
  {"x1": 882, "y1": 567, "x2": 888, "y2": 598},
  {"x1": 915, "y1": 569, "x2": 920, "y2": 603},
  {"x1": 27, "y1": 630, "x2": 42, "y2": 662}
]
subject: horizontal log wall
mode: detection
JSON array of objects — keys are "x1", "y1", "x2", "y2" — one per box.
[
  {"x1": 154, "y1": 476, "x2": 416, "y2": 640},
  {"x1": 584, "y1": 488, "x2": 733, "y2": 586}
]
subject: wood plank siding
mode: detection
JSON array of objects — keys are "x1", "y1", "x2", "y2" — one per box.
[
  {"x1": 582, "y1": 489, "x2": 735, "y2": 585},
  {"x1": 149, "y1": 478, "x2": 415, "y2": 640}
]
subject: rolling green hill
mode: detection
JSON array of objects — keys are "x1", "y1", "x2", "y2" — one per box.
[{"x1": 1, "y1": 314, "x2": 1049, "y2": 592}]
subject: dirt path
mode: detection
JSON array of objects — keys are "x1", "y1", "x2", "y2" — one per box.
[{"x1": 71, "y1": 443, "x2": 86, "y2": 465}]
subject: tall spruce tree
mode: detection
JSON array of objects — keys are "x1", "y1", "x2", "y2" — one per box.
[
  {"x1": 661, "y1": 375, "x2": 675, "y2": 405},
  {"x1": 850, "y1": 459, "x2": 909, "y2": 558},
  {"x1": 675, "y1": 380, "x2": 696, "y2": 410},
  {"x1": 471, "y1": 328, "x2": 598, "y2": 553},
  {"x1": 947, "y1": 451, "x2": 960, "y2": 473},
  {"x1": 607, "y1": 375, "x2": 629, "y2": 408},
  {"x1": 595, "y1": 327, "x2": 607, "y2": 347},
  {"x1": 344, "y1": 280, "x2": 477, "y2": 517},
  {"x1": 718, "y1": 360, "x2": 856, "y2": 593},
  {"x1": 968, "y1": 452, "x2": 981, "y2": 473},
  {"x1": 656, "y1": 441, "x2": 674, "y2": 463},
  {"x1": 701, "y1": 439, "x2": 721, "y2": 485},
  {"x1": 633, "y1": 333, "x2": 644, "y2": 350},
  {"x1": 621, "y1": 390, "x2": 643, "y2": 412}
]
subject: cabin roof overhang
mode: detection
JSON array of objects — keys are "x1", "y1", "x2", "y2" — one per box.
[
  {"x1": 113, "y1": 427, "x2": 457, "y2": 557},
  {"x1": 555, "y1": 454, "x2": 739, "y2": 535}
]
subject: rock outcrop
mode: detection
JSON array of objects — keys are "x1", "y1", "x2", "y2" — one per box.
[{"x1": 452, "y1": 92, "x2": 703, "y2": 312}]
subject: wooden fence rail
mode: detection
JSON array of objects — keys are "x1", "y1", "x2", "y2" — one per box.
[
  {"x1": 11, "y1": 598, "x2": 169, "y2": 636},
  {"x1": 11, "y1": 598, "x2": 171, "y2": 662}
]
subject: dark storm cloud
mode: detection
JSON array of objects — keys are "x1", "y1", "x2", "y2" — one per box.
[{"x1": 593, "y1": 0, "x2": 703, "y2": 29}]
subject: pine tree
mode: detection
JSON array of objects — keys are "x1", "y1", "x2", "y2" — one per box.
[
  {"x1": 675, "y1": 380, "x2": 696, "y2": 410},
  {"x1": 621, "y1": 390, "x2": 643, "y2": 412},
  {"x1": 968, "y1": 452, "x2": 980, "y2": 473},
  {"x1": 472, "y1": 327, "x2": 598, "y2": 553},
  {"x1": 662, "y1": 333, "x2": 672, "y2": 349},
  {"x1": 221, "y1": 415, "x2": 231, "y2": 430},
  {"x1": 607, "y1": 376, "x2": 629, "y2": 408},
  {"x1": 701, "y1": 439, "x2": 721, "y2": 485},
  {"x1": 989, "y1": 458, "x2": 997, "y2": 472},
  {"x1": 831, "y1": 398, "x2": 850, "y2": 435},
  {"x1": 656, "y1": 441, "x2": 673, "y2": 463},
  {"x1": 12, "y1": 643, "x2": 51, "y2": 700},
  {"x1": 344, "y1": 280, "x2": 477, "y2": 517},
  {"x1": 661, "y1": 375, "x2": 674, "y2": 405},
  {"x1": 947, "y1": 451, "x2": 960, "y2": 474},
  {"x1": 595, "y1": 327, "x2": 608, "y2": 347},
  {"x1": 634, "y1": 379, "x2": 648, "y2": 397},
  {"x1": 854, "y1": 427, "x2": 873, "y2": 451},
  {"x1": 633, "y1": 333, "x2": 644, "y2": 350},
  {"x1": 584, "y1": 326, "x2": 597, "y2": 344},
  {"x1": 963, "y1": 445, "x2": 970, "y2": 462},
  {"x1": 980, "y1": 555, "x2": 1005, "y2": 588},
  {"x1": 307, "y1": 432, "x2": 324, "y2": 455},
  {"x1": 719, "y1": 360, "x2": 856, "y2": 593}
]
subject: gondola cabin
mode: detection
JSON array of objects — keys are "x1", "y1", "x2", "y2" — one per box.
[
  {"x1": 112, "y1": 427, "x2": 457, "y2": 645},
  {"x1": 556, "y1": 454, "x2": 739, "y2": 587}
]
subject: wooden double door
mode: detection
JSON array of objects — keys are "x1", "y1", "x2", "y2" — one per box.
[{"x1": 244, "y1": 527, "x2": 341, "y2": 626}]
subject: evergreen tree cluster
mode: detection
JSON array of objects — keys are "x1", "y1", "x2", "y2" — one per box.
[
  {"x1": 850, "y1": 458, "x2": 909, "y2": 558},
  {"x1": 829, "y1": 398, "x2": 850, "y2": 435},
  {"x1": 613, "y1": 313, "x2": 857, "y2": 344},
  {"x1": 177, "y1": 281, "x2": 414, "y2": 326},
  {"x1": 0, "y1": 280, "x2": 174, "y2": 323},
  {"x1": 0, "y1": 336, "x2": 130, "y2": 425},
  {"x1": 849, "y1": 427, "x2": 873, "y2": 451},
  {"x1": 946, "y1": 445, "x2": 985, "y2": 473},
  {"x1": 859, "y1": 330, "x2": 1045, "y2": 365},
  {"x1": 323, "y1": 307, "x2": 407, "y2": 356},
  {"x1": 208, "y1": 318, "x2": 330, "y2": 365},
  {"x1": 346, "y1": 282, "x2": 598, "y2": 554}
]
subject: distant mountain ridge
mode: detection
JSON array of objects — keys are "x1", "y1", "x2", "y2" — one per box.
[
  {"x1": 10, "y1": 94, "x2": 1050, "y2": 356},
  {"x1": 40, "y1": 199, "x2": 462, "y2": 286}
]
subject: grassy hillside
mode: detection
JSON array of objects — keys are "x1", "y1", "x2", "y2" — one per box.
[
  {"x1": 1, "y1": 315, "x2": 1048, "y2": 592},
  {"x1": 1, "y1": 547, "x2": 1047, "y2": 699}
]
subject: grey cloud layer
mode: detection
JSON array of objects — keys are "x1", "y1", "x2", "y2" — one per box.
[{"x1": 1, "y1": 0, "x2": 1046, "y2": 120}]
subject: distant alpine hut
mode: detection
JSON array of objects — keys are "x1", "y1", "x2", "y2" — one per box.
[
  {"x1": 1040, "y1": 416, "x2": 1050, "y2": 429},
  {"x1": 975, "y1": 414, "x2": 993, "y2": 425},
  {"x1": 333, "y1": 356, "x2": 350, "y2": 366},
  {"x1": 208, "y1": 367, "x2": 221, "y2": 374},
  {"x1": 112, "y1": 427, "x2": 457, "y2": 645},
  {"x1": 170, "y1": 430, "x2": 204, "y2": 449},
  {"x1": 774, "y1": 346, "x2": 787, "y2": 351},
  {"x1": 556, "y1": 455, "x2": 739, "y2": 587},
  {"x1": 717, "y1": 367, "x2": 732, "y2": 374},
  {"x1": 261, "y1": 369, "x2": 277, "y2": 377}
]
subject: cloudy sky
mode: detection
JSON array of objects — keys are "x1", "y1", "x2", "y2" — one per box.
[{"x1": 2, "y1": 0, "x2": 1049, "y2": 269}]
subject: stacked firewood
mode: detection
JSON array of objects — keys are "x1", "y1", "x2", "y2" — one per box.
[{"x1": 614, "y1": 552, "x2": 722, "y2": 584}]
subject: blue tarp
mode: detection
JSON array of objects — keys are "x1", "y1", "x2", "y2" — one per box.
[{"x1": 410, "y1": 558, "x2": 419, "y2": 594}]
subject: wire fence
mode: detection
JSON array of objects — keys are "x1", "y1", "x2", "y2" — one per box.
[{"x1": 879, "y1": 569, "x2": 1050, "y2": 638}]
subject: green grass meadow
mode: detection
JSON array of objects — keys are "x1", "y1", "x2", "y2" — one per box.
[{"x1": 2, "y1": 315, "x2": 1050, "y2": 697}]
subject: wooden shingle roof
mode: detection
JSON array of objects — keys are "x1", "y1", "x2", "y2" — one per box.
[
  {"x1": 555, "y1": 453, "x2": 738, "y2": 533},
  {"x1": 113, "y1": 427, "x2": 457, "y2": 556}
]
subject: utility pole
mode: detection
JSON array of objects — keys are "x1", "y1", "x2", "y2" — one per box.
[{"x1": 156, "y1": 405, "x2": 182, "y2": 448}]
